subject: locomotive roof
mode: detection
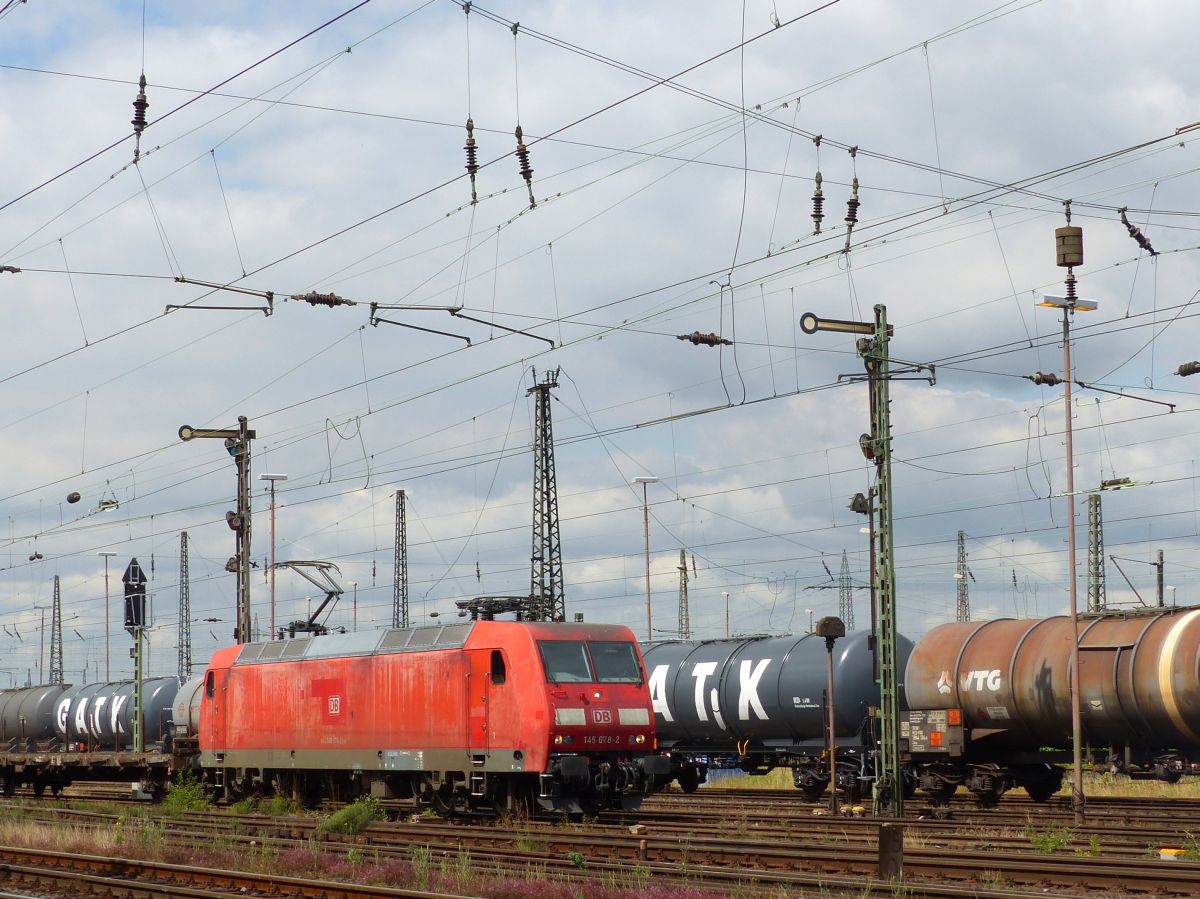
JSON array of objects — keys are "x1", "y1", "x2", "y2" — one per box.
[{"x1": 231, "y1": 619, "x2": 635, "y2": 666}]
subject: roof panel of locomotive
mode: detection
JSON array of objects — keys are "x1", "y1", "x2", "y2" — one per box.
[{"x1": 233, "y1": 622, "x2": 478, "y2": 665}]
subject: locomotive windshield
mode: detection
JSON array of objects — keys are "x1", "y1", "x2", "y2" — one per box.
[
  {"x1": 588, "y1": 641, "x2": 642, "y2": 683},
  {"x1": 538, "y1": 640, "x2": 643, "y2": 684},
  {"x1": 539, "y1": 641, "x2": 592, "y2": 683}
]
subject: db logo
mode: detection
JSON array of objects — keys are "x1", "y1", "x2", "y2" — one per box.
[
  {"x1": 592, "y1": 709, "x2": 612, "y2": 724},
  {"x1": 328, "y1": 696, "x2": 341, "y2": 715}
]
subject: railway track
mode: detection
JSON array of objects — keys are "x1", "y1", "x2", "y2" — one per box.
[
  {"x1": 0, "y1": 843, "x2": 476, "y2": 898},
  {"x1": 2, "y1": 791, "x2": 1200, "y2": 897}
]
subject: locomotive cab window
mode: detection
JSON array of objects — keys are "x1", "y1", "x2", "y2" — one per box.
[
  {"x1": 538, "y1": 641, "x2": 593, "y2": 683},
  {"x1": 588, "y1": 641, "x2": 642, "y2": 683},
  {"x1": 205, "y1": 671, "x2": 215, "y2": 698},
  {"x1": 490, "y1": 649, "x2": 507, "y2": 685}
]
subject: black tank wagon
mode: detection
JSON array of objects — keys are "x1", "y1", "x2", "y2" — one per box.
[{"x1": 643, "y1": 630, "x2": 912, "y2": 800}]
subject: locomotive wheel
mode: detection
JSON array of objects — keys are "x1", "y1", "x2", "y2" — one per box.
[
  {"x1": 504, "y1": 779, "x2": 536, "y2": 817},
  {"x1": 1, "y1": 776, "x2": 13, "y2": 798},
  {"x1": 430, "y1": 784, "x2": 457, "y2": 818}
]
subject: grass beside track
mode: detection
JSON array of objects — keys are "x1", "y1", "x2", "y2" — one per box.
[{"x1": 0, "y1": 798, "x2": 727, "y2": 899}]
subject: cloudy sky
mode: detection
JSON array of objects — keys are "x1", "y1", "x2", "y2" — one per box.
[{"x1": 1, "y1": 0, "x2": 1198, "y2": 685}]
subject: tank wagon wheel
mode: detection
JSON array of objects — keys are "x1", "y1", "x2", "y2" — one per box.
[
  {"x1": 800, "y1": 782, "x2": 827, "y2": 801},
  {"x1": 678, "y1": 766, "x2": 702, "y2": 795},
  {"x1": 923, "y1": 780, "x2": 959, "y2": 802},
  {"x1": 0, "y1": 776, "x2": 13, "y2": 798},
  {"x1": 31, "y1": 781, "x2": 45, "y2": 799},
  {"x1": 1156, "y1": 765, "x2": 1183, "y2": 784},
  {"x1": 970, "y1": 778, "x2": 1006, "y2": 808},
  {"x1": 1023, "y1": 781, "x2": 1058, "y2": 803},
  {"x1": 840, "y1": 778, "x2": 864, "y2": 805},
  {"x1": 1014, "y1": 764, "x2": 1064, "y2": 803},
  {"x1": 791, "y1": 768, "x2": 827, "y2": 801}
]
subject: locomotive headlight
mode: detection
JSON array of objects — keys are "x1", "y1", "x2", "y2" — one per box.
[
  {"x1": 633, "y1": 734, "x2": 646, "y2": 745},
  {"x1": 554, "y1": 734, "x2": 574, "y2": 746}
]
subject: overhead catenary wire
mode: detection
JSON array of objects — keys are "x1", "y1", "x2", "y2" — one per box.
[
  {"x1": 5, "y1": 5, "x2": 1200, "y2": 614},
  {"x1": 0, "y1": 0, "x2": 377, "y2": 217}
]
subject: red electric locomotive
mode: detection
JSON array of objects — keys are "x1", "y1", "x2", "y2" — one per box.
[{"x1": 197, "y1": 618, "x2": 669, "y2": 813}]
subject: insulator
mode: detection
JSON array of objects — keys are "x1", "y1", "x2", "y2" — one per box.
[
  {"x1": 1064, "y1": 269, "x2": 1077, "y2": 301},
  {"x1": 515, "y1": 125, "x2": 535, "y2": 208},
  {"x1": 1119, "y1": 207, "x2": 1157, "y2": 256},
  {"x1": 676, "y1": 331, "x2": 731, "y2": 347},
  {"x1": 1029, "y1": 371, "x2": 1062, "y2": 387},
  {"x1": 130, "y1": 72, "x2": 149, "y2": 161},
  {"x1": 131, "y1": 73, "x2": 149, "y2": 135},
  {"x1": 1176, "y1": 361, "x2": 1200, "y2": 378},
  {"x1": 811, "y1": 171, "x2": 824, "y2": 235},
  {"x1": 843, "y1": 175, "x2": 860, "y2": 253},
  {"x1": 291, "y1": 290, "x2": 356, "y2": 307},
  {"x1": 464, "y1": 117, "x2": 479, "y2": 205}
]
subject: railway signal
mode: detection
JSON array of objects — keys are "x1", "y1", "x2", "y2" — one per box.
[
  {"x1": 802, "y1": 304, "x2": 934, "y2": 817},
  {"x1": 178, "y1": 416, "x2": 256, "y2": 644},
  {"x1": 123, "y1": 557, "x2": 147, "y2": 753}
]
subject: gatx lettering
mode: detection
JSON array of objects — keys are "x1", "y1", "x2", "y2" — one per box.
[
  {"x1": 960, "y1": 669, "x2": 1002, "y2": 692},
  {"x1": 648, "y1": 659, "x2": 774, "y2": 727}
]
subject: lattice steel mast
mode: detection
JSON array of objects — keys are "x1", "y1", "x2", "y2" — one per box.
[
  {"x1": 394, "y1": 490, "x2": 409, "y2": 628},
  {"x1": 1087, "y1": 494, "x2": 1106, "y2": 612},
  {"x1": 677, "y1": 550, "x2": 690, "y2": 639},
  {"x1": 528, "y1": 368, "x2": 564, "y2": 621},
  {"x1": 49, "y1": 575, "x2": 63, "y2": 685},
  {"x1": 837, "y1": 550, "x2": 855, "y2": 629},
  {"x1": 178, "y1": 531, "x2": 192, "y2": 681},
  {"x1": 956, "y1": 530, "x2": 971, "y2": 622}
]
